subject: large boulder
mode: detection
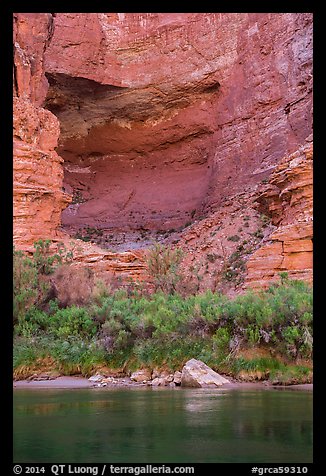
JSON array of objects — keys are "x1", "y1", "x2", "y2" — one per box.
[{"x1": 181, "y1": 359, "x2": 230, "y2": 388}]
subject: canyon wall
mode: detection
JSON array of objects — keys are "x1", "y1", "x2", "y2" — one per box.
[
  {"x1": 13, "y1": 13, "x2": 313, "y2": 290},
  {"x1": 13, "y1": 13, "x2": 71, "y2": 247},
  {"x1": 13, "y1": 13, "x2": 146, "y2": 283},
  {"x1": 245, "y1": 140, "x2": 313, "y2": 288}
]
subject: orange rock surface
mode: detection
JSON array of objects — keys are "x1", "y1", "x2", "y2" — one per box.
[
  {"x1": 43, "y1": 13, "x2": 312, "y2": 234},
  {"x1": 245, "y1": 141, "x2": 313, "y2": 288},
  {"x1": 13, "y1": 13, "x2": 147, "y2": 282},
  {"x1": 13, "y1": 14, "x2": 71, "y2": 247},
  {"x1": 13, "y1": 13, "x2": 313, "y2": 289}
]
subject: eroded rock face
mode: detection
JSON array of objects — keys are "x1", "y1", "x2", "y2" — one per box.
[
  {"x1": 13, "y1": 13, "x2": 147, "y2": 283},
  {"x1": 43, "y1": 13, "x2": 312, "y2": 239},
  {"x1": 245, "y1": 140, "x2": 313, "y2": 288},
  {"x1": 13, "y1": 13, "x2": 71, "y2": 247},
  {"x1": 13, "y1": 13, "x2": 313, "y2": 289},
  {"x1": 44, "y1": 14, "x2": 222, "y2": 235}
]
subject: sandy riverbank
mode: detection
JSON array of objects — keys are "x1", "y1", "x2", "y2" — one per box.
[{"x1": 13, "y1": 376, "x2": 313, "y2": 391}]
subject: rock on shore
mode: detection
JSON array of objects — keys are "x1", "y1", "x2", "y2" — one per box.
[
  {"x1": 181, "y1": 359, "x2": 230, "y2": 388},
  {"x1": 87, "y1": 360, "x2": 230, "y2": 388}
]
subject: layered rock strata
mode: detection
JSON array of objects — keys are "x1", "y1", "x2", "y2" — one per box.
[
  {"x1": 43, "y1": 13, "x2": 312, "y2": 237},
  {"x1": 245, "y1": 140, "x2": 313, "y2": 288},
  {"x1": 13, "y1": 13, "x2": 147, "y2": 282},
  {"x1": 13, "y1": 13, "x2": 71, "y2": 247},
  {"x1": 13, "y1": 13, "x2": 313, "y2": 289}
]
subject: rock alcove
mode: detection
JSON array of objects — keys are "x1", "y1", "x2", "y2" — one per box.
[
  {"x1": 13, "y1": 13, "x2": 312, "y2": 289},
  {"x1": 44, "y1": 71, "x2": 220, "y2": 251}
]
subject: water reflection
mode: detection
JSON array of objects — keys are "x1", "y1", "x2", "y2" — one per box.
[
  {"x1": 14, "y1": 388, "x2": 312, "y2": 463},
  {"x1": 15, "y1": 399, "x2": 117, "y2": 415}
]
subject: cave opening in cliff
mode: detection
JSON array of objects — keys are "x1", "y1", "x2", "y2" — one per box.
[{"x1": 44, "y1": 72, "x2": 217, "y2": 251}]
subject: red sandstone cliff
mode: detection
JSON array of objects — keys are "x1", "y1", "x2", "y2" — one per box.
[
  {"x1": 13, "y1": 13, "x2": 313, "y2": 290},
  {"x1": 13, "y1": 13, "x2": 146, "y2": 283},
  {"x1": 245, "y1": 140, "x2": 313, "y2": 288},
  {"x1": 13, "y1": 13, "x2": 71, "y2": 246}
]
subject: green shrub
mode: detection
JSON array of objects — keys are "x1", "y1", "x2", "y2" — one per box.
[
  {"x1": 281, "y1": 325, "x2": 301, "y2": 358},
  {"x1": 13, "y1": 274, "x2": 313, "y2": 378},
  {"x1": 99, "y1": 318, "x2": 132, "y2": 353},
  {"x1": 246, "y1": 325, "x2": 261, "y2": 346},
  {"x1": 282, "y1": 325, "x2": 300, "y2": 344},
  {"x1": 212, "y1": 327, "x2": 230, "y2": 356},
  {"x1": 13, "y1": 250, "x2": 39, "y2": 323},
  {"x1": 13, "y1": 338, "x2": 44, "y2": 368},
  {"x1": 33, "y1": 239, "x2": 71, "y2": 275},
  {"x1": 252, "y1": 229, "x2": 264, "y2": 240},
  {"x1": 49, "y1": 337, "x2": 107, "y2": 375},
  {"x1": 47, "y1": 306, "x2": 97, "y2": 338},
  {"x1": 14, "y1": 307, "x2": 48, "y2": 337},
  {"x1": 13, "y1": 241, "x2": 73, "y2": 324},
  {"x1": 146, "y1": 243, "x2": 183, "y2": 293}
]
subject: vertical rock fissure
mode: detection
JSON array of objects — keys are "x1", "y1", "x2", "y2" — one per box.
[{"x1": 44, "y1": 13, "x2": 56, "y2": 52}]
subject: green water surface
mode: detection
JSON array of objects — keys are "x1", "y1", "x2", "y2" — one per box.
[{"x1": 13, "y1": 387, "x2": 312, "y2": 463}]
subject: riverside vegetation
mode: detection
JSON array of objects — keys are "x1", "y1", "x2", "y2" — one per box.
[{"x1": 13, "y1": 241, "x2": 313, "y2": 384}]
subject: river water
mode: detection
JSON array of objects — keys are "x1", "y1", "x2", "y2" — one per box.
[{"x1": 13, "y1": 387, "x2": 312, "y2": 463}]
